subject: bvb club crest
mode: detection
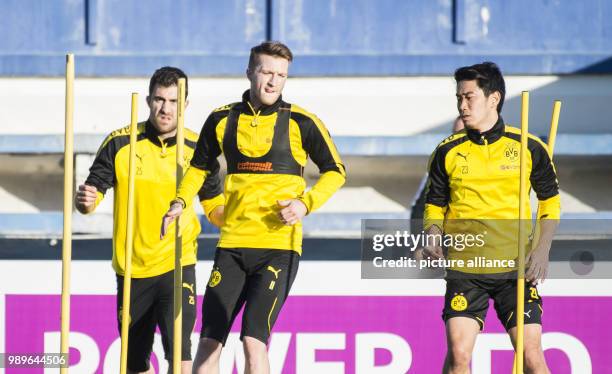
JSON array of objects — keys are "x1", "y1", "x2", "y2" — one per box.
[
  {"x1": 504, "y1": 143, "x2": 520, "y2": 162},
  {"x1": 450, "y1": 293, "x2": 468, "y2": 311},
  {"x1": 208, "y1": 269, "x2": 222, "y2": 288}
]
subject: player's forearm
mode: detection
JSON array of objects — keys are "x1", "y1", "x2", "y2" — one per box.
[
  {"x1": 534, "y1": 218, "x2": 559, "y2": 251},
  {"x1": 298, "y1": 171, "x2": 345, "y2": 214},
  {"x1": 176, "y1": 166, "x2": 207, "y2": 207}
]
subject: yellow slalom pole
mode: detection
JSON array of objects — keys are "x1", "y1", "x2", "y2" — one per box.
[
  {"x1": 173, "y1": 78, "x2": 186, "y2": 373},
  {"x1": 515, "y1": 100, "x2": 562, "y2": 374},
  {"x1": 120, "y1": 93, "x2": 139, "y2": 374},
  {"x1": 513, "y1": 91, "x2": 530, "y2": 374},
  {"x1": 531, "y1": 101, "x2": 562, "y2": 248},
  {"x1": 60, "y1": 53, "x2": 74, "y2": 374},
  {"x1": 547, "y1": 101, "x2": 562, "y2": 156}
]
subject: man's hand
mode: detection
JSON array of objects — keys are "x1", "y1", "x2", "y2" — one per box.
[
  {"x1": 525, "y1": 219, "x2": 558, "y2": 284},
  {"x1": 277, "y1": 199, "x2": 307, "y2": 226},
  {"x1": 75, "y1": 184, "x2": 98, "y2": 214},
  {"x1": 415, "y1": 244, "x2": 445, "y2": 261},
  {"x1": 160, "y1": 201, "x2": 184, "y2": 239},
  {"x1": 526, "y1": 243, "x2": 551, "y2": 284},
  {"x1": 414, "y1": 225, "x2": 445, "y2": 261}
]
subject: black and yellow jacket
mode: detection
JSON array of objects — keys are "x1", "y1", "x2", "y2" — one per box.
[
  {"x1": 85, "y1": 121, "x2": 223, "y2": 278},
  {"x1": 177, "y1": 91, "x2": 346, "y2": 254},
  {"x1": 424, "y1": 117, "x2": 560, "y2": 272}
]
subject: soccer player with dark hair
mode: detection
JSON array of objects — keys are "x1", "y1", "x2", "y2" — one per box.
[
  {"x1": 161, "y1": 41, "x2": 346, "y2": 374},
  {"x1": 76, "y1": 66, "x2": 224, "y2": 374},
  {"x1": 420, "y1": 62, "x2": 560, "y2": 374}
]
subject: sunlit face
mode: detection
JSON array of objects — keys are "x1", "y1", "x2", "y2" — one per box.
[
  {"x1": 147, "y1": 84, "x2": 188, "y2": 137},
  {"x1": 247, "y1": 54, "x2": 289, "y2": 109},
  {"x1": 456, "y1": 80, "x2": 500, "y2": 132}
]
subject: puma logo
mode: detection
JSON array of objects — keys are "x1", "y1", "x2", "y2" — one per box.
[
  {"x1": 524, "y1": 309, "x2": 532, "y2": 319},
  {"x1": 136, "y1": 153, "x2": 145, "y2": 163},
  {"x1": 182, "y1": 282, "x2": 194, "y2": 294},
  {"x1": 267, "y1": 266, "x2": 282, "y2": 279},
  {"x1": 267, "y1": 266, "x2": 282, "y2": 291},
  {"x1": 456, "y1": 152, "x2": 469, "y2": 161}
]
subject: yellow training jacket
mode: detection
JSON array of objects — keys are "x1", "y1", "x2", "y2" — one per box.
[
  {"x1": 177, "y1": 90, "x2": 346, "y2": 254},
  {"x1": 85, "y1": 121, "x2": 223, "y2": 278},
  {"x1": 424, "y1": 117, "x2": 560, "y2": 273}
]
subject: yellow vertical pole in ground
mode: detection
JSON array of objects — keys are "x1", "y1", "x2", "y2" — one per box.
[
  {"x1": 515, "y1": 100, "x2": 562, "y2": 373},
  {"x1": 547, "y1": 101, "x2": 561, "y2": 155},
  {"x1": 120, "y1": 93, "x2": 139, "y2": 374},
  {"x1": 531, "y1": 101, "x2": 562, "y2": 248},
  {"x1": 173, "y1": 78, "x2": 186, "y2": 374},
  {"x1": 514, "y1": 91, "x2": 530, "y2": 374},
  {"x1": 60, "y1": 53, "x2": 74, "y2": 374}
]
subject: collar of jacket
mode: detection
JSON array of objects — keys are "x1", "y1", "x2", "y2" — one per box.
[
  {"x1": 466, "y1": 116, "x2": 505, "y2": 145},
  {"x1": 239, "y1": 89, "x2": 284, "y2": 116},
  {"x1": 145, "y1": 120, "x2": 177, "y2": 147}
]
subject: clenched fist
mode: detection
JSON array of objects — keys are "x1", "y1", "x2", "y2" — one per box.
[
  {"x1": 75, "y1": 184, "x2": 98, "y2": 214},
  {"x1": 277, "y1": 199, "x2": 307, "y2": 226}
]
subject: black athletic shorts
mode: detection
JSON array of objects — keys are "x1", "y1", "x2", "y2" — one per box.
[
  {"x1": 201, "y1": 248, "x2": 300, "y2": 345},
  {"x1": 442, "y1": 270, "x2": 543, "y2": 331},
  {"x1": 116, "y1": 265, "x2": 197, "y2": 372}
]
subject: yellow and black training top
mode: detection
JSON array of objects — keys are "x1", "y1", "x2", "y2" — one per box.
[
  {"x1": 177, "y1": 90, "x2": 346, "y2": 254},
  {"x1": 85, "y1": 121, "x2": 223, "y2": 278},
  {"x1": 424, "y1": 117, "x2": 561, "y2": 273}
]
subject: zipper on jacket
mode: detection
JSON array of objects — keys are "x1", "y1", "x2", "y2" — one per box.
[
  {"x1": 247, "y1": 101, "x2": 261, "y2": 147},
  {"x1": 160, "y1": 138, "x2": 168, "y2": 157},
  {"x1": 482, "y1": 135, "x2": 490, "y2": 160}
]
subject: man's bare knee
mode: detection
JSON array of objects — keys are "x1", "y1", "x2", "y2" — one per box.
[
  {"x1": 444, "y1": 317, "x2": 480, "y2": 373},
  {"x1": 524, "y1": 342, "x2": 549, "y2": 374},
  {"x1": 193, "y1": 337, "x2": 223, "y2": 374},
  {"x1": 446, "y1": 345, "x2": 473, "y2": 370},
  {"x1": 243, "y1": 336, "x2": 269, "y2": 374},
  {"x1": 508, "y1": 324, "x2": 549, "y2": 374}
]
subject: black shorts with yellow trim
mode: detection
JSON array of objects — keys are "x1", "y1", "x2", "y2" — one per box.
[
  {"x1": 116, "y1": 265, "x2": 197, "y2": 372},
  {"x1": 442, "y1": 270, "x2": 543, "y2": 331},
  {"x1": 201, "y1": 248, "x2": 299, "y2": 345}
]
